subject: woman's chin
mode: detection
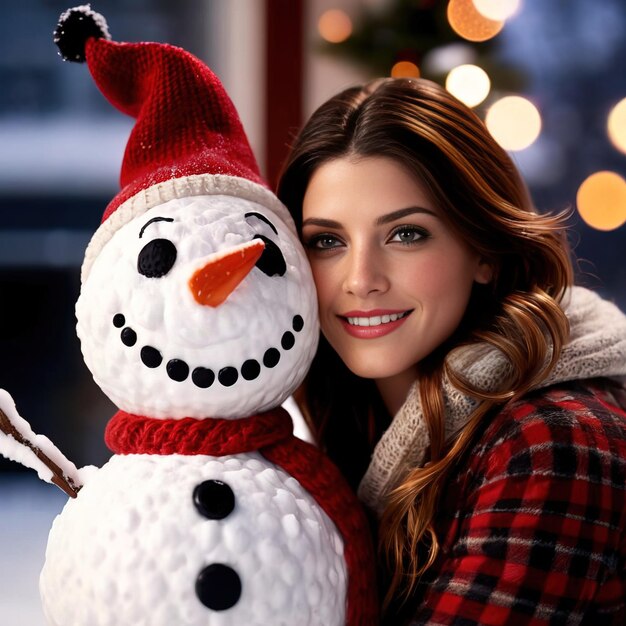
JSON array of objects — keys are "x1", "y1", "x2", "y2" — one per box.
[{"x1": 343, "y1": 357, "x2": 409, "y2": 382}]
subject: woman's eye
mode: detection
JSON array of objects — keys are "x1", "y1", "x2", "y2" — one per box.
[
  {"x1": 389, "y1": 226, "x2": 427, "y2": 245},
  {"x1": 137, "y1": 238, "x2": 177, "y2": 278},
  {"x1": 307, "y1": 234, "x2": 343, "y2": 250}
]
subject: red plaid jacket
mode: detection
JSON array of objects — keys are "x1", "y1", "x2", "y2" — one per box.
[{"x1": 400, "y1": 379, "x2": 626, "y2": 625}]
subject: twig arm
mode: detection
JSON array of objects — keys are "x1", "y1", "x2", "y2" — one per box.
[{"x1": 0, "y1": 392, "x2": 82, "y2": 498}]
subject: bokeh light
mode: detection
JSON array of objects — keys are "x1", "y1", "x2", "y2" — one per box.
[
  {"x1": 445, "y1": 64, "x2": 491, "y2": 107},
  {"x1": 447, "y1": 0, "x2": 504, "y2": 42},
  {"x1": 422, "y1": 43, "x2": 476, "y2": 76},
  {"x1": 486, "y1": 96, "x2": 541, "y2": 151},
  {"x1": 607, "y1": 97, "x2": 626, "y2": 155},
  {"x1": 576, "y1": 171, "x2": 626, "y2": 231},
  {"x1": 472, "y1": 0, "x2": 521, "y2": 22},
  {"x1": 318, "y1": 9, "x2": 352, "y2": 44},
  {"x1": 391, "y1": 61, "x2": 420, "y2": 78}
]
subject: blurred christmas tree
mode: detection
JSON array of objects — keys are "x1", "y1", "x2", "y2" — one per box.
[{"x1": 319, "y1": 0, "x2": 525, "y2": 92}]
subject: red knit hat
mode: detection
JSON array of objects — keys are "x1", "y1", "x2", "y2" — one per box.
[{"x1": 54, "y1": 5, "x2": 294, "y2": 281}]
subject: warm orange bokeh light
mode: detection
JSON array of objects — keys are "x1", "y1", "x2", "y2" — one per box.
[
  {"x1": 473, "y1": 0, "x2": 521, "y2": 21},
  {"x1": 576, "y1": 171, "x2": 626, "y2": 231},
  {"x1": 391, "y1": 61, "x2": 420, "y2": 78},
  {"x1": 318, "y1": 9, "x2": 353, "y2": 44},
  {"x1": 607, "y1": 98, "x2": 626, "y2": 155},
  {"x1": 447, "y1": 0, "x2": 504, "y2": 42},
  {"x1": 485, "y1": 96, "x2": 541, "y2": 151}
]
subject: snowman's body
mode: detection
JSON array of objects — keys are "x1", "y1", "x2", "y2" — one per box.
[
  {"x1": 35, "y1": 193, "x2": 363, "y2": 624},
  {"x1": 41, "y1": 453, "x2": 346, "y2": 626}
]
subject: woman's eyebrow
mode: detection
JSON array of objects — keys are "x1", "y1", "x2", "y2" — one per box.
[
  {"x1": 244, "y1": 211, "x2": 278, "y2": 235},
  {"x1": 375, "y1": 206, "x2": 438, "y2": 225},
  {"x1": 139, "y1": 216, "x2": 174, "y2": 238},
  {"x1": 301, "y1": 217, "x2": 342, "y2": 229},
  {"x1": 302, "y1": 207, "x2": 437, "y2": 229}
]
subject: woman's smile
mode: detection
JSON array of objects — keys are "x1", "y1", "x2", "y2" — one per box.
[{"x1": 338, "y1": 309, "x2": 413, "y2": 338}]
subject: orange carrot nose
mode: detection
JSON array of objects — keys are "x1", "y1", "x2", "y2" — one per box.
[{"x1": 189, "y1": 239, "x2": 265, "y2": 307}]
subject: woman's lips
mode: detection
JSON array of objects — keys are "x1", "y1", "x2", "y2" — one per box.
[{"x1": 338, "y1": 309, "x2": 412, "y2": 339}]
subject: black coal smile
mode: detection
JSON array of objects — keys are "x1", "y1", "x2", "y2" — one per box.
[{"x1": 112, "y1": 313, "x2": 304, "y2": 388}]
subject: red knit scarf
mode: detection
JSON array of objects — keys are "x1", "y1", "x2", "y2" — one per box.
[{"x1": 105, "y1": 407, "x2": 293, "y2": 456}]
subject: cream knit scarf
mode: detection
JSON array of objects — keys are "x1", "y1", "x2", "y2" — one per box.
[{"x1": 357, "y1": 287, "x2": 626, "y2": 515}]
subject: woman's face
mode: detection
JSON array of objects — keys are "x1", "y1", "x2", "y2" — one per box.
[{"x1": 301, "y1": 155, "x2": 492, "y2": 384}]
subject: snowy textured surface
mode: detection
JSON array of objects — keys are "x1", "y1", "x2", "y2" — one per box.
[
  {"x1": 76, "y1": 195, "x2": 318, "y2": 419},
  {"x1": 41, "y1": 453, "x2": 346, "y2": 626},
  {"x1": 0, "y1": 401, "x2": 311, "y2": 626}
]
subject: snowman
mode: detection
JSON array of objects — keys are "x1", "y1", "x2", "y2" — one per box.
[{"x1": 0, "y1": 6, "x2": 377, "y2": 625}]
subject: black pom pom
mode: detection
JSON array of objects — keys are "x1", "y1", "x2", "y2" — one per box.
[{"x1": 54, "y1": 5, "x2": 111, "y2": 63}]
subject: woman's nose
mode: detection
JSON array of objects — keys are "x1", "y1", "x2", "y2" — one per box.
[
  {"x1": 342, "y1": 246, "x2": 389, "y2": 298},
  {"x1": 188, "y1": 239, "x2": 265, "y2": 307}
]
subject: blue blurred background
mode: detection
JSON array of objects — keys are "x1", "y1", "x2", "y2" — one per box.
[{"x1": 1, "y1": 1, "x2": 625, "y2": 623}]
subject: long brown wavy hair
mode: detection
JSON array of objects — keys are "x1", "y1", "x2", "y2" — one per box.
[{"x1": 276, "y1": 78, "x2": 573, "y2": 609}]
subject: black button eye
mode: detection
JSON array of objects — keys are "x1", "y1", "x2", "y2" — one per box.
[
  {"x1": 253, "y1": 235, "x2": 286, "y2": 277},
  {"x1": 137, "y1": 239, "x2": 177, "y2": 278}
]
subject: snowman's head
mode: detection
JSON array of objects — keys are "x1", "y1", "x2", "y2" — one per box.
[{"x1": 76, "y1": 194, "x2": 318, "y2": 419}]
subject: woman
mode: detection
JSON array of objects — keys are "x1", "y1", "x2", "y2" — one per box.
[{"x1": 277, "y1": 78, "x2": 626, "y2": 624}]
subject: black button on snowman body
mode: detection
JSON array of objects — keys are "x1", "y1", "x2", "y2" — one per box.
[{"x1": 193, "y1": 480, "x2": 241, "y2": 611}]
